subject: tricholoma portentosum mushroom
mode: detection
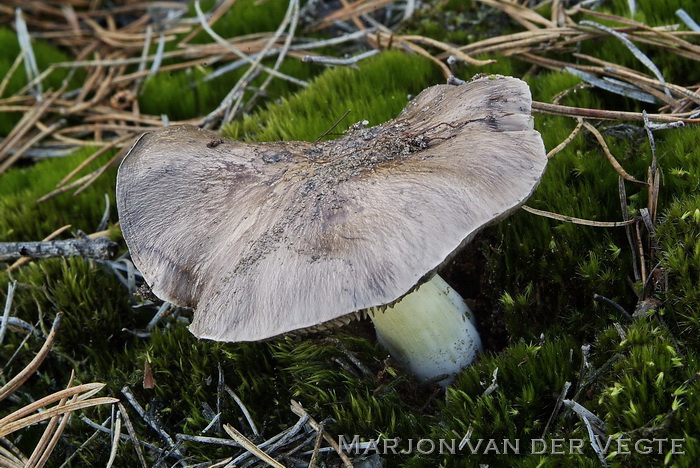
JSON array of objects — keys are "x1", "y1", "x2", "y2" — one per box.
[{"x1": 116, "y1": 75, "x2": 547, "y2": 384}]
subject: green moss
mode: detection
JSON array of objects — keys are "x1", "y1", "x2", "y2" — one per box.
[
  {"x1": 604, "y1": 0, "x2": 700, "y2": 26},
  {"x1": 223, "y1": 50, "x2": 441, "y2": 142},
  {"x1": 592, "y1": 320, "x2": 700, "y2": 467},
  {"x1": 138, "y1": 57, "x2": 317, "y2": 121},
  {"x1": 0, "y1": 146, "x2": 118, "y2": 242},
  {"x1": 656, "y1": 194, "x2": 700, "y2": 347},
  {"x1": 187, "y1": 0, "x2": 292, "y2": 44},
  {"x1": 426, "y1": 338, "x2": 581, "y2": 467}
]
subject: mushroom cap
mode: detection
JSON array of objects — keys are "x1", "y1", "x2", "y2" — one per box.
[{"x1": 116, "y1": 76, "x2": 547, "y2": 342}]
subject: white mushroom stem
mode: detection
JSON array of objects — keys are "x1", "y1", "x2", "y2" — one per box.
[{"x1": 369, "y1": 274, "x2": 482, "y2": 386}]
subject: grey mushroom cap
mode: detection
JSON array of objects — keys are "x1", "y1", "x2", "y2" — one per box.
[{"x1": 116, "y1": 75, "x2": 547, "y2": 342}]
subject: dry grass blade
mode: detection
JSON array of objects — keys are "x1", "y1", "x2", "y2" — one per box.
[
  {"x1": 547, "y1": 118, "x2": 583, "y2": 159},
  {"x1": 619, "y1": 176, "x2": 641, "y2": 282},
  {"x1": 0, "y1": 383, "x2": 107, "y2": 427},
  {"x1": 0, "y1": 396, "x2": 119, "y2": 439},
  {"x1": 223, "y1": 424, "x2": 285, "y2": 468},
  {"x1": 0, "y1": 452, "x2": 25, "y2": 468},
  {"x1": 179, "y1": 0, "x2": 237, "y2": 45},
  {"x1": 26, "y1": 372, "x2": 76, "y2": 468},
  {"x1": 15, "y1": 8, "x2": 42, "y2": 96},
  {"x1": 0, "y1": 314, "x2": 62, "y2": 401},
  {"x1": 0, "y1": 438, "x2": 27, "y2": 468},
  {"x1": 564, "y1": 67, "x2": 657, "y2": 104},
  {"x1": 393, "y1": 37, "x2": 451, "y2": 77},
  {"x1": 635, "y1": 221, "x2": 647, "y2": 285},
  {"x1": 579, "y1": 20, "x2": 671, "y2": 97},
  {"x1": 313, "y1": 0, "x2": 396, "y2": 31},
  {"x1": 0, "y1": 119, "x2": 65, "y2": 174},
  {"x1": 476, "y1": 0, "x2": 554, "y2": 30},
  {"x1": 521, "y1": 205, "x2": 637, "y2": 228},
  {"x1": 398, "y1": 35, "x2": 495, "y2": 66},
  {"x1": 0, "y1": 50, "x2": 25, "y2": 98},
  {"x1": 72, "y1": 144, "x2": 131, "y2": 196},
  {"x1": 224, "y1": 0, "x2": 302, "y2": 123},
  {"x1": 0, "y1": 281, "x2": 17, "y2": 347},
  {"x1": 582, "y1": 121, "x2": 646, "y2": 185},
  {"x1": 57, "y1": 134, "x2": 132, "y2": 188},
  {"x1": 105, "y1": 409, "x2": 122, "y2": 468},
  {"x1": 532, "y1": 101, "x2": 700, "y2": 123},
  {"x1": 0, "y1": 91, "x2": 61, "y2": 170},
  {"x1": 37, "y1": 172, "x2": 94, "y2": 203}
]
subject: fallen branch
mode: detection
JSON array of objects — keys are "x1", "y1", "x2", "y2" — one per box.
[{"x1": 0, "y1": 237, "x2": 118, "y2": 262}]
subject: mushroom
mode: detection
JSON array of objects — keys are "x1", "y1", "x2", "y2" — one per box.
[{"x1": 116, "y1": 75, "x2": 547, "y2": 384}]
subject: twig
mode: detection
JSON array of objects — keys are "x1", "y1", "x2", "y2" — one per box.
[
  {"x1": 582, "y1": 416, "x2": 608, "y2": 467},
  {"x1": 307, "y1": 420, "x2": 325, "y2": 468},
  {"x1": 0, "y1": 237, "x2": 118, "y2": 262},
  {"x1": 224, "y1": 385, "x2": 259, "y2": 437},
  {"x1": 149, "y1": 34, "x2": 166, "y2": 77},
  {"x1": 573, "y1": 353, "x2": 623, "y2": 401},
  {"x1": 290, "y1": 400, "x2": 354, "y2": 468},
  {"x1": 230, "y1": 414, "x2": 310, "y2": 466},
  {"x1": 222, "y1": 424, "x2": 285, "y2": 468},
  {"x1": 117, "y1": 402, "x2": 148, "y2": 468},
  {"x1": 326, "y1": 338, "x2": 375, "y2": 380},
  {"x1": 563, "y1": 399, "x2": 606, "y2": 433},
  {"x1": 121, "y1": 386, "x2": 182, "y2": 456},
  {"x1": 541, "y1": 381, "x2": 571, "y2": 438},
  {"x1": 193, "y1": 0, "x2": 306, "y2": 91},
  {"x1": 593, "y1": 294, "x2": 633, "y2": 321},
  {"x1": 241, "y1": 0, "x2": 302, "y2": 117},
  {"x1": 482, "y1": 367, "x2": 499, "y2": 396},
  {"x1": 146, "y1": 301, "x2": 172, "y2": 331},
  {"x1": 0, "y1": 281, "x2": 17, "y2": 347},
  {"x1": 303, "y1": 49, "x2": 379, "y2": 66},
  {"x1": 79, "y1": 416, "x2": 172, "y2": 458},
  {"x1": 175, "y1": 433, "x2": 240, "y2": 448}
]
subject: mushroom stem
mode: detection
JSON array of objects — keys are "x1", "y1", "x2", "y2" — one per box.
[{"x1": 369, "y1": 274, "x2": 482, "y2": 386}]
